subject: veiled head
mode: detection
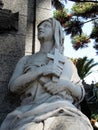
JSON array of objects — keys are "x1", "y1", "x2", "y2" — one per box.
[{"x1": 37, "y1": 18, "x2": 64, "y2": 53}]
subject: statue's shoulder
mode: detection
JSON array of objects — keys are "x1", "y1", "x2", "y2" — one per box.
[
  {"x1": 18, "y1": 55, "x2": 29, "y2": 63},
  {"x1": 64, "y1": 56, "x2": 72, "y2": 63},
  {"x1": 16, "y1": 55, "x2": 32, "y2": 67},
  {"x1": 19, "y1": 54, "x2": 37, "y2": 66},
  {"x1": 19, "y1": 54, "x2": 35, "y2": 62},
  {"x1": 64, "y1": 56, "x2": 76, "y2": 68}
]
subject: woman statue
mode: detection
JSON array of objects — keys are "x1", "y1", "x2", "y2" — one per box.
[{"x1": 0, "y1": 18, "x2": 93, "y2": 130}]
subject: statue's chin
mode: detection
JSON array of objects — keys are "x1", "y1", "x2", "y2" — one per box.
[{"x1": 38, "y1": 36, "x2": 44, "y2": 41}]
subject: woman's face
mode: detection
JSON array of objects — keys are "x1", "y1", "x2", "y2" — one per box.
[{"x1": 38, "y1": 21, "x2": 54, "y2": 41}]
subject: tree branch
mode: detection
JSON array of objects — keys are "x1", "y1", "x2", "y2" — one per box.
[{"x1": 69, "y1": 0, "x2": 98, "y2": 3}]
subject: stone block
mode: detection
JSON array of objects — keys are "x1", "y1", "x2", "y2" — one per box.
[
  {"x1": 28, "y1": 7, "x2": 52, "y2": 23},
  {"x1": 3, "y1": 0, "x2": 28, "y2": 15},
  {"x1": 36, "y1": 7, "x2": 52, "y2": 24},
  {"x1": 0, "y1": 94, "x2": 20, "y2": 124},
  {"x1": 1, "y1": 1, "x2": 28, "y2": 35},
  {"x1": 35, "y1": 35, "x2": 40, "y2": 53},
  {"x1": 0, "y1": 34, "x2": 25, "y2": 81},
  {"x1": 25, "y1": 36, "x2": 33, "y2": 55},
  {"x1": 0, "y1": 54, "x2": 22, "y2": 82},
  {"x1": 0, "y1": 0, "x2": 28, "y2": 125},
  {"x1": 3, "y1": 0, "x2": 11, "y2": 10},
  {"x1": 0, "y1": 34, "x2": 25, "y2": 55},
  {"x1": 17, "y1": 14, "x2": 27, "y2": 35},
  {"x1": 26, "y1": 22, "x2": 33, "y2": 37},
  {"x1": 0, "y1": 81, "x2": 9, "y2": 94},
  {"x1": 10, "y1": 0, "x2": 28, "y2": 15},
  {"x1": 25, "y1": 22, "x2": 34, "y2": 55},
  {"x1": 29, "y1": 0, "x2": 52, "y2": 10},
  {"x1": 0, "y1": 113, "x2": 7, "y2": 124}
]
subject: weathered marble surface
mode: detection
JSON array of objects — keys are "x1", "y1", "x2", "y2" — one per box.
[{"x1": 0, "y1": 18, "x2": 93, "y2": 130}]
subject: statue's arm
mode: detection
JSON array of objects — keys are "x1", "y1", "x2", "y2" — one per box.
[
  {"x1": 59, "y1": 78, "x2": 85, "y2": 102},
  {"x1": 8, "y1": 56, "x2": 44, "y2": 93},
  {"x1": 44, "y1": 59, "x2": 85, "y2": 101},
  {"x1": 68, "y1": 60, "x2": 85, "y2": 102},
  {"x1": 44, "y1": 78, "x2": 85, "y2": 101}
]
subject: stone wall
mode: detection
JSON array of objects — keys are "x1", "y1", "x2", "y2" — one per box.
[
  {"x1": 0, "y1": 0, "x2": 52, "y2": 125},
  {"x1": 0, "y1": 0, "x2": 28, "y2": 124}
]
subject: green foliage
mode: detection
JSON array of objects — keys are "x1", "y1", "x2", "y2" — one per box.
[
  {"x1": 91, "y1": 113, "x2": 98, "y2": 120},
  {"x1": 90, "y1": 27, "x2": 98, "y2": 39},
  {"x1": 72, "y1": 34, "x2": 90, "y2": 50},
  {"x1": 65, "y1": 19, "x2": 83, "y2": 36},
  {"x1": 72, "y1": 3, "x2": 98, "y2": 18},
  {"x1": 73, "y1": 56, "x2": 98, "y2": 79},
  {"x1": 53, "y1": 9, "x2": 70, "y2": 24},
  {"x1": 54, "y1": 9, "x2": 68, "y2": 18},
  {"x1": 90, "y1": 20, "x2": 98, "y2": 54},
  {"x1": 52, "y1": 0, "x2": 66, "y2": 10},
  {"x1": 53, "y1": 0, "x2": 98, "y2": 52}
]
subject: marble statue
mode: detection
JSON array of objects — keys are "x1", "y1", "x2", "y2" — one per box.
[{"x1": 0, "y1": 18, "x2": 93, "y2": 130}]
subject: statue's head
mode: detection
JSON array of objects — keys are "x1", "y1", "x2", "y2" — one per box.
[{"x1": 37, "y1": 18, "x2": 64, "y2": 54}]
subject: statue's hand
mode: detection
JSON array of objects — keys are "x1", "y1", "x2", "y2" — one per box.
[
  {"x1": 44, "y1": 80, "x2": 66, "y2": 95},
  {"x1": 42, "y1": 63, "x2": 63, "y2": 78}
]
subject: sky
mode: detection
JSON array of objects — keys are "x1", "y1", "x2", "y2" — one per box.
[{"x1": 63, "y1": 1, "x2": 98, "y2": 84}]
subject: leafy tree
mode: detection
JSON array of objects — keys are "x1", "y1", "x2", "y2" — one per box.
[
  {"x1": 72, "y1": 57, "x2": 98, "y2": 79},
  {"x1": 95, "y1": 82, "x2": 98, "y2": 87},
  {"x1": 52, "y1": 0, "x2": 98, "y2": 54}
]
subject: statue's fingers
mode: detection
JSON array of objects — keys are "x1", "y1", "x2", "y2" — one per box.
[
  {"x1": 57, "y1": 64, "x2": 63, "y2": 70},
  {"x1": 55, "y1": 70, "x2": 62, "y2": 77},
  {"x1": 44, "y1": 81, "x2": 52, "y2": 88}
]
